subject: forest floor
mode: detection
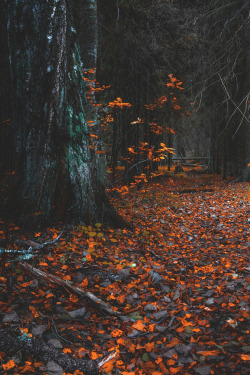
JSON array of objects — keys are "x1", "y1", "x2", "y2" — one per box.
[{"x1": 0, "y1": 171, "x2": 250, "y2": 375}]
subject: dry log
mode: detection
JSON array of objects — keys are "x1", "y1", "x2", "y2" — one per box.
[{"x1": 20, "y1": 262, "x2": 125, "y2": 319}]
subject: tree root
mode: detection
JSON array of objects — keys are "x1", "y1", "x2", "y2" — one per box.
[{"x1": 0, "y1": 329, "x2": 117, "y2": 375}]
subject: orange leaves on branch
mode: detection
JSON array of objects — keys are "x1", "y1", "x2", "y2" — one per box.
[
  {"x1": 131, "y1": 117, "x2": 144, "y2": 125},
  {"x1": 128, "y1": 147, "x2": 137, "y2": 154},
  {"x1": 108, "y1": 97, "x2": 132, "y2": 109},
  {"x1": 166, "y1": 74, "x2": 184, "y2": 90}
]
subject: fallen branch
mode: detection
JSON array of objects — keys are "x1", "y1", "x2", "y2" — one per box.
[
  {"x1": 20, "y1": 262, "x2": 126, "y2": 320},
  {"x1": 0, "y1": 329, "x2": 117, "y2": 375},
  {"x1": 178, "y1": 188, "x2": 214, "y2": 194},
  {"x1": 0, "y1": 229, "x2": 64, "y2": 259}
]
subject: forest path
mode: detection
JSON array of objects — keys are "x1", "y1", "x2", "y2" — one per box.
[{"x1": 0, "y1": 174, "x2": 249, "y2": 374}]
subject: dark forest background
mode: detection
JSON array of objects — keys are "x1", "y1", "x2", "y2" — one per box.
[{"x1": 0, "y1": 0, "x2": 249, "y2": 227}]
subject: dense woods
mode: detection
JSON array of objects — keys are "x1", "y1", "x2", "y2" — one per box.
[
  {"x1": 0, "y1": 1, "x2": 249, "y2": 375},
  {"x1": 0, "y1": 0, "x2": 249, "y2": 226}
]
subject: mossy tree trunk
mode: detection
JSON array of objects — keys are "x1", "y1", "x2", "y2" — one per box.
[{"x1": 7, "y1": 0, "x2": 123, "y2": 227}]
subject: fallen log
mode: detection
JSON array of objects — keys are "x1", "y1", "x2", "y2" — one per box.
[
  {"x1": 0, "y1": 329, "x2": 117, "y2": 375},
  {"x1": 20, "y1": 262, "x2": 125, "y2": 320}
]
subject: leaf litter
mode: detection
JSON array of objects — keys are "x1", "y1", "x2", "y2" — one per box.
[{"x1": 0, "y1": 174, "x2": 249, "y2": 374}]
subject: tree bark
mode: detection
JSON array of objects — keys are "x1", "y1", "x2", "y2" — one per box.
[
  {"x1": 242, "y1": 4, "x2": 250, "y2": 181},
  {"x1": 0, "y1": 329, "x2": 99, "y2": 375},
  {"x1": 6, "y1": 0, "x2": 124, "y2": 227}
]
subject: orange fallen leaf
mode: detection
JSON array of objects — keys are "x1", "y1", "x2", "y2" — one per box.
[
  {"x1": 80, "y1": 277, "x2": 88, "y2": 288},
  {"x1": 46, "y1": 293, "x2": 54, "y2": 299},
  {"x1": 170, "y1": 366, "x2": 183, "y2": 374},
  {"x1": 2, "y1": 359, "x2": 16, "y2": 370},
  {"x1": 165, "y1": 337, "x2": 181, "y2": 348},
  {"x1": 155, "y1": 357, "x2": 162, "y2": 364},
  {"x1": 145, "y1": 342, "x2": 155, "y2": 352},
  {"x1": 111, "y1": 329, "x2": 123, "y2": 338},
  {"x1": 63, "y1": 348, "x2": 72, "y2": 354},
  {"x1": 240, "y1": 354, "x2": 250, "y2": 361},
  {"x1": 167, "y1": 359, "x2": 175, "y2": 366},
  {"x1": 132, "y1": 320, "x2": 145, "y2": 331}
]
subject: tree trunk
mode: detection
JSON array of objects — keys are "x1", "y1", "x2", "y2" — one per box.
[
  {"x1": 7, "y1": 0, "x2": 124, "y2": 228},
  {"x1": 242, "y1": 6, "x2": 250, "y2": 181}
]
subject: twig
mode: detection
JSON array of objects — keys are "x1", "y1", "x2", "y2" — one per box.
[
  {"x1": 0, "y1": 229, "x2": 64, "y2": 257},
  {"x1": 168, "y1": 315, "x2": 176, "y2": 327},
  {"x1": 98, "y1": 350, "x2": 117, "y2": 369},
  {"x1": 28, "y1": 228, "x2": 64, "y2": 251}
]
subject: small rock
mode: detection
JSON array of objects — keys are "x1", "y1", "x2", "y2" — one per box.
[
  {"x1": 194, "y1": 365, "x2": 211, "y2": 375},
  {"x1": 226, "y1": 282, "x2": 235, "y2": 291},
  {"x1": 46, "y1": 360, "x2": 64, "y2": 375},
  {"x1": 155, "y1": 325, "x2": 167, "y2": 332},
  {"x1": 153, "y1": 310, "x2": 169, "y2": 320},
  {"x1": 205, "y1": 298, "x2": 214, "y2": 305},
  {"x1": 163, "y1": 296, "x2": 171, "y2": 303},
  {"x1": 177, "y1": 354, "x2": 194, "y2": 364},
  {"x1": 55, "y1": 305, "x2": 66, "y2": 314},
  {"x1": 175, "y1": 344, "x2": 192, "y2": 355},
  {"x1": 83, "y1": 310, "x2": 92, "y2": 320},
  {"x1": 127, "y1": 329, "x2": 140, "y2": 338},
  {"x1": 204, "y1": 290, "x2": 214, "y2": 297},
  {"x1": 47, "y1": 338, "x2": 63, "y2": 349},
  {"x1": 73, "y1": 272, "x2": 85, "y2": 284},
  {"x1": 173, "y1": 289, "x2": 181, "y2": 301},
  {"x1": 2, "y1": 311, "x2": 20, "y2": 322},
  {"x1": 242, "y1": 345, "x2": 250, "y2": 353},
  {"x1": 132, "y1": 293, "x2": 140, "y2": 299},
  {"x1": 12, "y1": 351, "x2": 22, "y2": 365},
  {"x1": 118, "y1": 268, "x2": 130, "y2": 280},
  {"x1": 164, "y1": 349, "x2": 176, "y2": 358},
  {"x1": 152, "y1": 264, "x2": 161, "y2": 270},
  {"x1": 126, "y1": 295, "x2": 136, "y2": 305},
  {"x1": 29, "y1": 279, "x2": 39, "y2": 288},
  {"x1": 161, "y1": 284, "x2": 170, "y2": 293},
  {"x1": 149, "y1": 270, "x2": 162, "y2": 283},
  {"x1": 100, "y1": 281, "x2": 111, "y2": 287},
  {"x1": 68, "y1": 307, "x2": 86, "y2": 319},
  {"x1": 32, "y1": 325, "x2": 47, "y2": 337},
  {"x1": 144, "y1": 304, "x2": 157, "y2": 312}
]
